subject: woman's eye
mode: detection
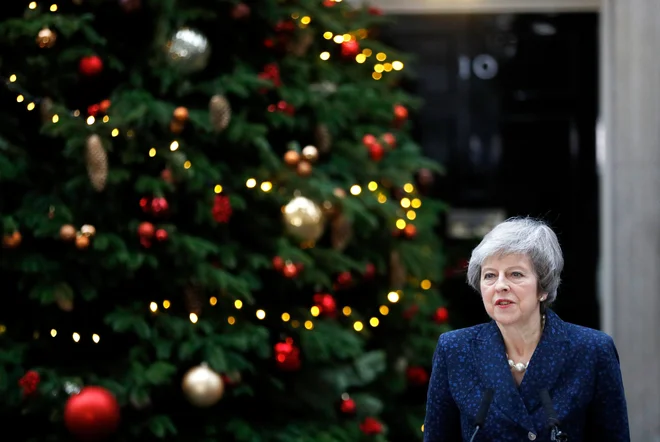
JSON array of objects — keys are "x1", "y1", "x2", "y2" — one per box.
[
  {"x1": 483, "y1": 273, "x2": 495, "y2": 279},
  {"x1": 511, "y1": 271, "x2": 523, "y2": 277}
]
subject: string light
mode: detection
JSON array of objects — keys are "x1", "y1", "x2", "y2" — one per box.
[
  {"x1": 400, "y1": 197, "x2": 411, "y2": 208},
  {"x1": 246, "y1": 178, "x2": 257, "y2": 188},
  {"x1": 148, "y1": 148, "x2": 156, "y2": 157},
  {"x1": 27, "y1": 102, "x2": 35, "y2": 111},
  {"x1": 72, "y1": 332, "x2": 80, "y2": 342},
  {"x1": 214, "y1": 184, "x2": 223, "y2": 193},
  {"x1": 387, "y1": 291, "x2": 400, "y2": 303},
  {"x1": 189, "y1": 313, "x2": 198, "y2": 323},
  {"x1": 52, "y1": 114, "x2": 59, "y2": 123},
  {"x1": 228, "y1": 316, "x2": 236, "y2": 325},
  {"x1": 29, "y1": 2, "x2": 37, "y2": 9},
  {"x1": 86, "y1": 116, "x2": 94, "y2": 125},
  {"x1": 92, "y1": 334, "x2": 100, "y2": 343},
  {"x1": 234, "y1": 300, "x2": 243, "y2": 309},
  {"x1": 102, "y1": 115, "x2": 109, "y2": 123},
  {"x1": 350, "y1": 185, "x2": 361, "y2": 195},
  {"x1": 111, "y1": 128, "x2": 119, "y2": 137},
  {"x1": 403, "y1": 183, "x2": 415, "y2": 193},
  {"x1": 369, "y1": 317, "x2": 379, "y2": 327},
  {"x1": 50, "y1": 4, "x2": 58, "y2": 12},
  {"x1": 379, "y1": 305, "x2": 390, "y2": 315},
  {"x1": 396, "y1": 219, "x2": 406, "y2": 229},
  {"x1": 50, "y1": 329, "x2": 57, "y2": 337},
  {"x1": 149, "y1": 302, "x2": 158, "y2": 312},
  {"x1": 323, "y1": 32, "x2": 333, "y2": 40},
  {"x1": 377, "y1": 193, "x2": 387, "y2": 203},
  {"x1": 256, "y1": 309, "x2": 266, "y2": 320},
  {"x1": 260, "y1": 181, "x2": 272, "y2": 192},
  {"x1": 16, "y1": 95, "x2": 24, "y2": 103},
  {"x1": 209, "y1": 296, "x2": 218, "y2": 305},
  {"x1": 411, "y1": 198, "x2": 422, "y2": 208},
  {"x1": 342, "y1": 306, "x2": 352, "y2": 316},
  {"x1": 320, "y1": 52, "x2": 330, "y2": 61},
  {"x1": 169, "y1": 141, "x2": 179, "y2": 151},
  {"x1": 281, "y1": 312, "x2": 290, "y2": 322},
  {"x1": 406, "y1": 210, "x2": 416, "y2": 220},
  {"x1": 304, "y1": 320, "x2": 314, "y2": 330},
  {"x1": 421, "y1": 280, "x2": 432, "y2": 290},
  {"x1": 372, "y1": 72, "x2": 382, "y2": 81},
  {"x1": 183, "y1": 160, "x2": 191, "y2": 169},
  {"x1": 163, "y1": 300, "x2": 171, "y2": 309},
  {"x1": 368, "y1": 181, "x2": 378, "y2": 191},
  {"x1": 353, "y1": 321, "x2": 364, "y2": 332}
]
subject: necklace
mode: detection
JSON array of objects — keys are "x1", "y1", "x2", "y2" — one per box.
[{"x1": 506, "y1": 315, "x2": 546, "y2": 373}]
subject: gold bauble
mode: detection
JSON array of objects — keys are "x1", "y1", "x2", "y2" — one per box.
[
  {"x1": 283, "y1": 150, "x2": 300, "y2": 167},
  {"x1": 80, "y1": 224, "x2": 96, "y2": 237},
  {"x1": 301, "y1": 145, "x2": 318, "y2": 162},
  {"x1": 182, "y1": 364, "x2": 224, "y2": 407},
  {"x1": 36, "y1": 27, "x2": 57, "y2": 48},
  {"x1": 75, "y1": 234, "x2": 90, "y2": 250},
  {"x1": 296, "y1": 160, "x2": 312, "y2": 177},
  {"x1": 282, "y1": 196, "x2": 324, "y2": 242},
  {"x1": 60, "y1": 224, "x2": 77, "y2": 241}
]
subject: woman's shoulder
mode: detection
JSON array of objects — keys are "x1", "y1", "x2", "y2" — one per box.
[
  {"x1": 560, "y1": 319, "x2": 617, "y2": 352},
  {"x1": 438, "y1": 322, "x2": 491, "y2": 347}
]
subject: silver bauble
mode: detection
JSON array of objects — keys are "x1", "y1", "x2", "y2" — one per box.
[
  {"x1": 282, "y1": 196, "x2": 325, "y2": 243},
  {"x1": 166, "y1": 28, "x2": 210, "y2": 73},
  {"x1": 182, "y1": 364, "x2": 224, "y2": 407}
]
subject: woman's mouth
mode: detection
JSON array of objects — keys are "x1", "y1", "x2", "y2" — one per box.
[{"x1": 495, "y1": 300, "x2": 514, "y2": 308}]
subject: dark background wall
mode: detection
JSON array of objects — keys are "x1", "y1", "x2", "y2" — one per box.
[{"x1": 383, "y1": 13, "x2": 599, "y2": 329}]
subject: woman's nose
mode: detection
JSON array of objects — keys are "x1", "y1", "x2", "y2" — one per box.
[{"x1": 495, "y1": 278, "x2": 509, "y2": 291}]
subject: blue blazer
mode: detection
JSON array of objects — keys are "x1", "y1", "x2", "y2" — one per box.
[{"x1": 423, "y1": 309, "x2": 630, "y2": 442}]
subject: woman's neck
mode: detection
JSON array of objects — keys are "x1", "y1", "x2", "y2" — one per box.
[{"x1": 498, "y1": 313, "x2": 544, "y2": 360}]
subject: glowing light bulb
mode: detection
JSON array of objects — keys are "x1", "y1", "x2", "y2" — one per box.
[
  {"x1": 234, "y1": 300, "x2": 243, "y2": 309},
  {"x1": 403, "y1": 183, "x2": 414, "y2": 193},
  {"x1": 149, "y1": 148, "x2": 156, "y2": 157},
  {"x1": 170, "y1": 141, "x2": 179, "y2": 151},
  {"x1": 282, "y1": 312, "x2": 290, "y2": 321},
  {"x1": 421, "y1": 280, "x2": 432, "y2": 290},
  {"x1": 370, "y1": 317, "x2": 380, "y2": 327},
  {"x1": 16, "y1": 95, "x2": 24, "y2": 103},
  {"x1": 368, "y1": 181, "x2": 378, "y2": 191},
  {"x1": 27, "y1": 102, "x2": 35, "y2": 111},
  {"x1": 376, "y1": 52, "x2": 387, "y2": 61},
  {"x1": 50, "y1": 329, "x2": 57, "y2": 337},
  {"x1": 333, "y1": 35, "x2": 344, "y2": 44},
  {"x1": 320, "y1": 52, "x2": 330, "y2": 60},
  {"x1": 102, "y1": 115, "x2": 109, "y2": 123},
  {"x1": 210, "y1": 296, "x2": 218, "y2": 306},
  {"x1": 350, "y1": 185, "x2": 361, "y2": 195},
  {"x1": 72, "y1": 332, "x2": 80, "y2": 342},
  {"x1": 256, "y1": 309, "x2": 266, "y2": 320},
  {"x1": 310, "y1": 306, "x2": 320, "y2": 317},
  {"x1": 214, "y1": 184, "x2": 223, "y2": 193},
  {"x1": 150, "y1": 302, "x2": 157, "y2": 312},
  {"x1": 29, "y1": 2, "x2": 37, "y2": 9},
  {"x1": 372, "y1": 72, "x2": 382, "y2": 80},
  {"x1": 189, "y1": 313, "x2": 198, "y2": 323},
  {"x1": 356, "y1": 54, "x2": 366, "y2": 63},
  {"x1": 407, "y1": 210, "x2": 417, "y2": 220},
  {"x1": 52, "y1": 114, "x2": 59, "y2": 123},
  {"x1": 111, "y1": 128, "x2": 119, "y2": 137},
  {"x1": 401, "y1": 198, "x2": 411, "y2": 208},
  {"x1": 396, "y1": 219, "x2": 407, "y2": 229},
  {"x1": 323, "y1": 32, "x2": 333, "y2": 40},
  {"x1": 387, "y1": 291, "x2": 400, "y2": 303},
  {"x1": 412, "y1": 198, "x2": 422, "y2": 208},
  {"x1": 228, "y1": 316, "x2": 236, "y2": 325},
  {"x1": 92, "y1": 334, "x2": 100, "y2": 343},
  {"x1": 304, "y1": 320, "x2": 314, "y2": 330},
  {"x1": 246, "y1": 178, "x2": 257, "y2": 188},
  {"x1": 9, "y1": 74, "x2": 17, "y2": 82},
  {"x1": 353, "y1": 321, "x2": 364, "y2": 332},
  {"x1": 343, "y1": 306, "x2": 352, "y2": 316},
  {"x1": 392, "y1": 61, "x2": 404, "y2": 71},
  {"x1": 86, "y1": 116, "x2": 95, "y2": 125},
  {"x1": 379, "y1": 305, "x2": 390, "y2": 315},
  {"x1": 50, "y1": 4, "x2": 57, "y2": 11},
  {"x1": 163, "y1": 300, "x2": 171, "y2": 309},
  {"x1": 260, "y1": 181, "x2": 273, "y2": 192},
  {"x1": 183, "y1": 160, "x2": 191, "y2": 169}
]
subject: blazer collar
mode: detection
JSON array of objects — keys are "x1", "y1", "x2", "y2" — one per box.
[{"x1": 472, "y1": 309, "x2": 570, "y2": 432}]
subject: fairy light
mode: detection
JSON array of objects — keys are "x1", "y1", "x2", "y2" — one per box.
[
  {"x1": 256, "y1": 309, "x2": 266, "y2": 320},
  {"x1": 148, "y1": 148, "x2": 156, "y2": 157},
  {"x1": 310, "y1": 306, "x2": 320, "y2": 317},
  {"x1": 33, "y1": 331, "x2": 39, "y2": 339},
  {"x1": 209, "y1": 296, "x2": 218, "y2": 306},
  {"x1": 350, "y1": 185, "x2": 361, "y2": 195},
  {"x1": 72, "y1": 332, "x2": 80, "y2": 342},
  {"x1": 214, "y1": 184, "x2": 223, "y2": 193},
  {"x1": 377, "y1": 193, "x2": 387, "y2": 203},
  {"x1": 320, "y1": 52, "x2": 330, "y2": 60},
  {"x1": 86, "y1": 116, "x2": 94, "y2": 125},
  {"x1": 333, "y1": 35, "x2": 344, "y2": 44},
  {"x1": 111, "y1": 128, "x2": 119, "y2": 137},
  {"x1": 260, "y1": 181, "x2": 273, "y2": 192},
  {"x1": 323, "y1": 32, "x2": 333, "y2": 40},
  {"x1": 234, "y1": 300, "x2": 243, "y2": 309},
  {"x1": 29, "y1": 2, "x2": 37, "y2": 9},
  {"x1": 387, "y1": 291, "x2": 400, "y2": 303},
  {"x1": 383, "y1": 63, "x2": 393, "y2": 72},
  {"x1": 183, "y1": 160, "x2": 191, "y2": 169},
  {"x1": 169, "y1": 141, "x2": 179, "y2": 151},
  {"x1": 363, "y1": 48, "x2": 372, "y2": 56},
  {"x1": 372, "y1": 72, "x2": 382, "y2": 81},
  {"x1": 304, "y1": 320, "x2": 314, "y2": 330},
  {"x1": 228, "y1": 316, "x2": 236, "y2": 325},
  {"x1": 343, "y1": 34, "x2": 351, "y2": 41},
  {"x1": 0, "y1": 325, "x2": 7, "y2": 334},
  {"x1": 369, "y1": 317, "x2": 380, "y2": 327},
  {"x1": 189, "y1": 313, "x2": 198, "y2": 323},
  {"x1": 300, "y1": 16, "x2": 311, "y2": 25},
  {"x1": 396, "y1": 219, "x2": 407, "y2": 229},
  {"x1": 50, "y1": 4, "x2": 57, "y2": 11},
  {"x1": 9, "y1": 75, "x2": 17, "y2": 82},
  {"x1": 342, "y1": 306, "x2": 352, "y2": 316},
  {"x1": 52, "y1": 114, "x2": 59, "y2": 123},
  {"x1": 102, "y1": 115, "x2": 109, "y2": 123},
  {"x1": 246, "y1": 178, "x2": 257, "y2": 188},
  {"x1": 403, "y1": 183, "x2": 415, "y2": 193},
  {"x1": 392, "y1": 61, "x2": 404, "y2": 71},
  {"x1": 92, "y1": 334, "x2": 100, "y2": 343},
  {"x1": 421, "y1": 279, "x2": 432, "y2": 290},
  {"x1": 374, "y1": 64, "x2": 384, "y2": 73},
  {"x1": 16, "y1": 95, "x2": 24, "y2": 103},
  {"x1": 407, "y1": 210, "x2": 417, "y2": 220},
  {"x1": 376, "y1": 52, "x2": 387, "y2": 61},
  {"x1": 281, "y1": 312, "x2": 290, "y2": 322},
  {"x1": 291, "y1": 320, "x2": 300, "y2": 328},
  {"x1": 73, "y1": 110, "x2": 80, "y2": 117},
  {"x1": 368, "y1": 181, "x2": 378, "y2": 191},
  {"x1": 353, "y1": 321, "x2": 364, "y2": 332},
  {"x1": 411, "y1": 198, "x2": 422, "y2": 208},
  {"x1": 149, "y1": 302, "x2": 158, "y2": 312},
  {"x1": 356, "y1": 54, "x2": 366, "y2": 63},
  {"x1": 50, "y1": 329, "x2": 57, "y2": 337},
  {"x1": 379, "y1": 305, "x2": 390, "y2": 315},
  {"x1": 163, "y1": 300, "x2": 171, "y2": 309},
  {"x1": 27, "y1": 102, "x2": 35, "y2": 111}
]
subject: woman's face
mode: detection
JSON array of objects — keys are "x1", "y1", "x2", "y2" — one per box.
[{"x1": 480, "y1": 253, "x2": 545, "y2": 327}]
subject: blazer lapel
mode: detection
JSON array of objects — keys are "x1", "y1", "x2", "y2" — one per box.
[
  {"x1": 518, "y1": 309, "x2": 570, "y2": 413},
  {"x1": 472, "y1": 320, "x2": 535, "y2": 432}
]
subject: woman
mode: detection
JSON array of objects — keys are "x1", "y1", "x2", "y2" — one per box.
[{"x1": 423, "y1": 217, "x2": 629, "y2": 441}]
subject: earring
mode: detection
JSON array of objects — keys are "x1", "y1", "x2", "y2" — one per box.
[{"x1": 540, "y1": 296, "x2": 546, "y2": 302}]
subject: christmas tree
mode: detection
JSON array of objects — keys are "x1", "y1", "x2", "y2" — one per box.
[{"x1": 0, "y1": 0, "x2": 449, "y2": 440}]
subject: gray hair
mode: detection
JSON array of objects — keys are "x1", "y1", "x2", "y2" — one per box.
[{"x1": 466, "y1": 217, "x2": 564, "y2": 307}]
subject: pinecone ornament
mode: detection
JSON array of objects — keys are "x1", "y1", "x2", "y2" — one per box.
[
  {"x1": 184, "y1": 286, "x2": 203, "y2": 315},
  {"x1": 287, "y1": 32, "x2": 314, "y2": 57},
  {"x1": 85, "y1": 134, "x2": 108, "y2": 191},
  {"x1": 209, "y1": 95, "x2": 231, "y2": 132},
  {"x1": 390, "y1": 250, "x2": 407, "y2": 289},
  {"x1": 39, "y1": 97, "x2": 54, "y2": 123},
  {"x1": 315, "y1": 124, "x2": 332, "y2": 153}
]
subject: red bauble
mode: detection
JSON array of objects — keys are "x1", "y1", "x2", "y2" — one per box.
[
  {"x1": 138, "y1": 222, "x2": 154, "y2": 239},
  {"x1": 393, "y1": 104, "x2": 408, "y2": 126},
  {"x1": 369, "y1": 143, "x2": 384, "y2": 161},
  {"x1": 87, "y1": 104, "x2": 100, "y2": 117},
  {"x1": 212, "y1": 195, "x2": 232, "y2": 223},
  {"x1": 231, "y1": 2, "x2": 250, "y2": 19},
  {"x1": 155, "y1": 229, "x2": 168, "y2": 241},
  {"x1": 362, "y1": 134, "x2": 376, "y2": 147},
  {"x1": 313, "y1": 293, "x2": 337, "y2": 316},
  {"x1": 359, "y1": 417, "x2": 383, "y2": 435},
  {"x1": 151, "y1": 197, "x2": 169, "y2": 216},
  {"x1": 336, "y1": 271, "x2": 352, "y2": 286},
  {"x1": 274, "y1": 339, "x2": 301, "y2": 371},
  {"x1": 363, "y1": 262, "x2": 376, "y2": 279},
  {"x1": 381, "y1": 132, "x2": 396, "y2": 148},
  {"x1": 18, "y1": 370, "x2": 40, "y2": 396},
  {"x1": 434, "y1": 306, "x2": 449, "y2": 324},
  {"x1": 403, "y1": 224, "x2": 417, "y2": 238},
  {"x1": 340, "y1": 397, "x2": 356, "y2": 414},
  {"x1": 341, "y1": 40, "x2": 360, "y2": 58},
  {"x1": 79, "y1": 56, "x2": 103, "y2": 76},
  {"x1": 282, "y1": 263, "x2": 298, "y2": 278},
  {"x1": 64, "y1": 386, "x2": 120, "y2": 441},
  {"x1": 406, "y1": 366, "x2": 429, "y2": 385},
  {"x1": 272, "y1": 256, "x2": 284, "y2": 271}
]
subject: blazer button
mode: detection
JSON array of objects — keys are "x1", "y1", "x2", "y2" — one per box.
[{"x1": 527, "y1": 432, "x2": 536, "y2": 440}]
